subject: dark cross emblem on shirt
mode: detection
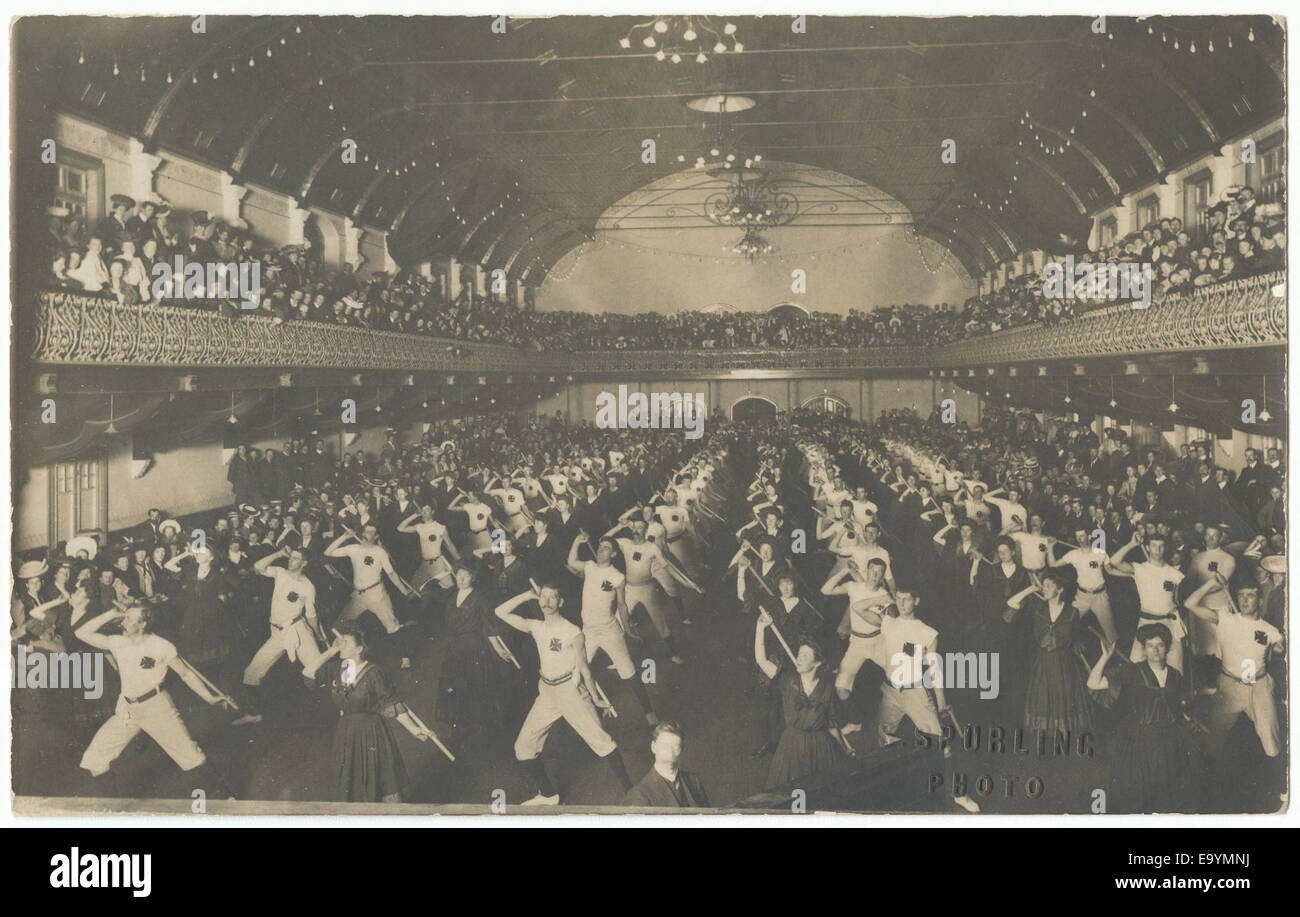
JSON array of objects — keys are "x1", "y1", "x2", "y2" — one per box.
[
  {"x1": 139, "y1": 656, "x2": 156, "y2": 669},
  {"x1": 671, "y1": 514, "x2": 679, "y2": 523},
  {"x1": 1255, "y1": 630, "x2": 1269, "y2": 646},
  {"x1": 1208, "y1": 561, "x2": 1219, "y2": 572},
  {"x1": 632, "y1": 552, "x2": 642, "y2": 562},
  {"x1": 600, "y1": 580, "x2": 614, "y2": 592},
  {"x1": 364, "y1": 556, "x2": 375, "y2": 566},
  {"x1": 476, "y1": 513, "x2": 485, "y2": 521},
  {"x1": 287, "y1": 591, "x2": 300, "y2": 603},
  {"x1": 1089, "y1": 561, "x2": 1099, "y2": 569},
  {"x1": 427, "y1": 533, "x2": 438, "y2": 541},
  {"x1": 548, "y1": 638, "x2": 563, "y2": 653},
  {"x1": 1163, "y1": 581, "x2": 1176, "y2": 592},
  {"x1": 1038, "y1": 543, "x2": 1047, "y2": 553}
]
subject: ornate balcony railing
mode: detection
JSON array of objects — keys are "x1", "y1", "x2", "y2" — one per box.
[
  {"x1": 929, "y1": 271, "x2": 1286, "y2": 366},
  {"x1": 31, "y1": 292, "x2": 559, "y2": 372},
  {"x1": 30, "y1": 272, "x2": 1285, "y2": 376},
  {"x1": 564, "y1": 346, "x2": 930, "y2": 373}
]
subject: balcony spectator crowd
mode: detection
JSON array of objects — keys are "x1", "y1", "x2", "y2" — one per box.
[{"x1": 44, "y1": 183, "x2": 1283, "y2": 353}]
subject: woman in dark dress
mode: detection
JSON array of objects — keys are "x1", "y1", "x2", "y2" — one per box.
[
  {"x1": 975, "y1": 535, "x2": 1033, "y2": 717},
  {"x1": 165, "y1": 546, "x2": 238, "y2": 669},
  {"x1": 1006, "y1": 570, "x2": 1093, "y2": 734},
  {"x1": 305, "y1": 625, "x2": 437, "y2": 802},
  {"x1": 754, "y1": 612, "x2": 853, "y2": 791},
  {"x1": 1087, "y1": 623, "x2": 1196, "y2": 814}
]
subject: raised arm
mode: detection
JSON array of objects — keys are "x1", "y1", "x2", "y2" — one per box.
[
  {"x1": 1107, "y1": 534, "x2": 1141, "y2": 576},
  {"x1": 74, "y1": 609, "x2": 123, "y2": 651},
  {"x1": 494, "y1": 588, "x2": 540, "y2": 634},
  {"x1": 324, "y1": 532, "x2": 355, "y2": 559},
  {"x1": 254, "y1": 546, "x2": 287, "y2": 577},
  {"x1": 753, "y1": 611, "x2": 779, "y2": 680},
  {"x1": 566, "y1": 533, "x2": 588, "y2": 577},
  {"x1": 1183, "y1": 577, "x2": 1223, "y2": 626}
]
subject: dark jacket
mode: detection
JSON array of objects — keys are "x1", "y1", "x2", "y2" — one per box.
[{"x1": 624, "y1": 767, "x2": 710, "y2": 808}]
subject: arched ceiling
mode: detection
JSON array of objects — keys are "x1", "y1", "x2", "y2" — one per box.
[{"x1": 17, "y1": 14, "x2": 1284, "y2": 283}]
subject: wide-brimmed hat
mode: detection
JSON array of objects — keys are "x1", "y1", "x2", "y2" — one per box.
[
  {"x1": 159, "y1": 519, "x2": 182, "y2": 539},
  {"x1": 1261, "y1": 555, "x2": 1286, "y2": 575},
  {"x1": 17, "y1": 559, "x2": 48, "y2": 580},
  {"x1": 66, "y1": 535, "x2": 99, "y2": 559}
]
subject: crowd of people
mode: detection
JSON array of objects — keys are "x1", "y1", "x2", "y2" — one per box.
[
  {"x1": 43, "y1": 182, "x2": 1284, "y2": 354},
  {"x1": 11, "y1": 403, "x2": 1287, "y2": 812}
]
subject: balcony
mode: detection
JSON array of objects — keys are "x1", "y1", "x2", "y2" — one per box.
[{"x1": 29, "y1": 272, "x2": 1286, "y2": 378}]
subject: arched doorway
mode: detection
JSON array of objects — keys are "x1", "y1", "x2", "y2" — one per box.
[
  {"x1": 800, "y1": 393, "x2": 851, "y2": 418},
  {"x1": 732, "y1": 396, "x2": 778, "y2": 423}
]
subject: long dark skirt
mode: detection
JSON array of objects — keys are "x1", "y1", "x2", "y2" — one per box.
[
  {"x1": 766, "y1": 728, "x2": 842, "y2": 791},
  {"x1": 1109, "y1": 721, "x2": 1194, "y2": 814},
  {"x1": 1024, "y1": 648, "x2": 1093, "y2": 733},
  {"x1": 333, "y1": 712, "x2": 406, "y2": 802}
]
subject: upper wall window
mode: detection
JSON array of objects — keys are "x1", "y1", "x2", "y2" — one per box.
[
  {"x1": 1137, "y1": 194, "x2": 1160, "y2": 231},
  {"x1": 1251, "y1": 133, "x2": 1285, "y2": 205},
  {"x1": 1098, "y1": 215, "x2": 1117, "y2": 247},
  {"x1": 1183, "y1": 170, "x2": 1212, "y2": 238}
]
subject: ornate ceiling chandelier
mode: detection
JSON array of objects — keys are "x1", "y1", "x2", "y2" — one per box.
[
  {"x1": 707, "y1": 177, "x2": 797, "y2": 229},
  {"x1": 731, "y1": 227, "x2": 773, "y2": 263},
  {"x1": 618, "y1": 17, "x2": 744, "y2": 63}
]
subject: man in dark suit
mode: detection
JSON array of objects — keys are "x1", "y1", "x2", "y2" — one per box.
[{"x1": 624, "y1": 721, "x2": 710, "y2": 808}]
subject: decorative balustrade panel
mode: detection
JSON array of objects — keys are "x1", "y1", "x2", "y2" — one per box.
[
  {"x1": 32, "y1": 292, "x2": 553, "y2": 372},
  {"x1": 31, "y1": 273, "x2": 1286, "y2": 375},
  {"x1": 928, "y1": 272, "x2": 1286, "y2": 365}
]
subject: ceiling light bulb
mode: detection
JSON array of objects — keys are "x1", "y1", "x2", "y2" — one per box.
[
  {"x1": 697, "y1": 52, "x2": 708, "y2": 63},
  {"x1": 724, "y1": 22, "x2": 737, "y2": 35},
  {"x1": 713, "y1": 41, "x2": 726, "y2": 53},
  {"x1": 654, "y1": 20, "x2": 667, "y2": 33},
  {"x1": 670, "y1": 53, "x2": 681, "y2": 63},
  {"x1": 683, "y1": 28, "x2": 696, "y2": 41},
  {"x1": 655, "y1": 49, "x2": 666, "y2": 61},
  {"x1": 619, "y1": 37, "x2": 631, "y2": 49},
  {"x1": 642, "y1": 36, "x2": 656, "y2": 48},
  {"x1": 733, "y1": 42, "x2": 744, "y2": 53}
]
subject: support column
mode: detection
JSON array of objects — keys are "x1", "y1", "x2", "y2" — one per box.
[
  {"x1": 343, "y1": 218, "x2": 365, "y2": 271},
  {"x1": 219, "y1": 171, "x2": 251, "y2": 230},
  {"x1": 382, "y1": 233, "x2": 398, "y2": 274},
  {"x1": 287, "y1": 198, "x2": 308, "y2": 247},
  {"x1": 127, "y1": 138, "x2": 163, "y2": 205},
  {"x1": 447, "y1": 258, "x2": 462, "y2": 300},
  {"x1": 858, "y1": 378, "x2": 865, "y2": 420}
]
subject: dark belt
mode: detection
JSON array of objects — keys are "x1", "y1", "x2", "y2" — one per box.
[
  {"x1": 667, "y1": 533, "x2": 684, "y2": 543},
  {"x1": 851, "y1": 629, "x2": 881, "y2": 639},
  {"x1": 540, "y1": 671, "x2": 573, "y2": 687},
  {"x1": 273, "y1": 611, "x2": 307, "y2": 631},
  {"x1": 1139, "y1": 609, "x2": 1177, "y2": 622},
  {"x1": 1078, "y1": 583, "x2": 1106, "y2": 595},
  {"x1": 354, "y1": 581, "x2": 381, "y2": 593},
  {"x1": 123, "y1": 685, "x2": 163, "y2": 705}
]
